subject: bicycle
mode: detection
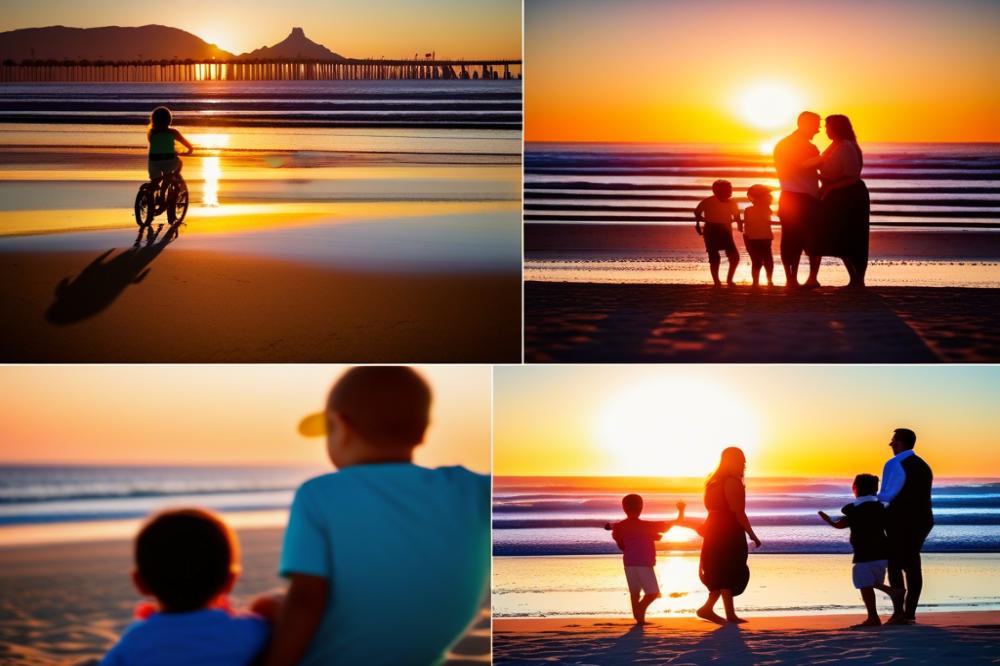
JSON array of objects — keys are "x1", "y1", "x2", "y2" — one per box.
[{"x1": 134, "y1": 166, "x2": 189, "y2": 227}]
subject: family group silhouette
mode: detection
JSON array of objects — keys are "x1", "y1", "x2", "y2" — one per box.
[{"x1": 695, "y1": 112, "x2": 870, "y2": 289}]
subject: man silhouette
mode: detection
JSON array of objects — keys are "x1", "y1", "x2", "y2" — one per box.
[
  {"x1": 773, "y1": 112, "x2": 822, "y2": 288},
  {"x1": 877, "y1": 428, "x2": 934, "y2": 624}
]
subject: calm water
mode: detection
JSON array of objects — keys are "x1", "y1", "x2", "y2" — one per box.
[
  {"x1": 493, "y1": 476, "x2": 1000, "y2": 617},
  {"x1": 0, "y1": 80, "x2": 522, "y2": 130}
]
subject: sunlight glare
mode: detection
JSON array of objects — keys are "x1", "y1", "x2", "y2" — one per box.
[
  {"x1": 594, "y1": 378, "x2": 759, "y2": 477},
  {"x1": 202, "y1": 156, "x2": 221, "y2": 207},
  {"x1": 736, "y1": 83, "x2": 803, "y2": 130}
]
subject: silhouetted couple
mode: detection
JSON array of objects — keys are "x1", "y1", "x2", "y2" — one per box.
[
  {"x1": 774, "y1": 111, "x2": 870, "y2": 289},
  {"x1": 696, "y1": 432, "x2": 932, "y2": 627}
]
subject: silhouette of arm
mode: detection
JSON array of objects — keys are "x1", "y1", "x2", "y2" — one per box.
[
  {"x1": 724, "y1": 478, "x2": 761, "y2": 547},
  {"x1": 818, "y1": 511, "x2": 849, "y2": 529},
  {"x1": 260, "y1": 573, "x2": 328, "y2": 666},
  {"x1": 877, "y1": 458, "x2": 905, "y2": 504},
  {"x1": 694, "y1": 201, "x2": 704, "y2": 235},
  {"x1": 172, "y1": 129, "x2": 194, "y2": 155}
]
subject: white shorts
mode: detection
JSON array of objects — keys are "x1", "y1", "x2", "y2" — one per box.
[
  {"x1": 624, "y1": 566, "x2": 660, "y2": 596},
  {"x1": 852, "y1": 559, "x2": 887, "y2": 589}
]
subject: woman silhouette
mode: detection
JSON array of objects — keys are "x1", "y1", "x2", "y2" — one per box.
[
  {"x1": 809, "y1": 115, "x2": 870, "y2": 288},
  {"x1": 697, "y1": 447, "x2": 761, "y2": 624}
]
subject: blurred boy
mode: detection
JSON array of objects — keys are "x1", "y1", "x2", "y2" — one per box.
[
  {"x1": 605, "y1": 495, "x2": 687, "y2": 625},
  {"x1": 102, "y1": 509, "x2": 271, "y2": 665},
  {"x1": 818, "y1": 474, "x2": 904, "y2": 627},
  {"x1": 263, "y1": 366, "x2": 490, "y2": 666},
  {"x1": 694, "y1": 179, "x2": 742, "y2": 286}
]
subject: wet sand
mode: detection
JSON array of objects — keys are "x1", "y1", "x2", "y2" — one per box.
[
  {"x1": 493, "y1": 613, "x2": 1000, "y2": 665},
  {"x1": 0, "y1": 529, "x2": 489, "y2": 666},
  {"x1": 525, "y1": 282, "x2": 1000, "y2": 362}
]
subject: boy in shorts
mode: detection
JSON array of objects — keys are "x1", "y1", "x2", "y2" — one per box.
[
  {"x1": 695, "y1": 179, "x2": 742, "y2": 286},
  {"x1": 605, "y1": 494, "x2": 687, "y2": 625},
  {"x1": 743, "y1": 185, "x2": 775, "y2": 287},
  {"x1": 819, "y1": 474, "x2": 904, "y2": 627}
]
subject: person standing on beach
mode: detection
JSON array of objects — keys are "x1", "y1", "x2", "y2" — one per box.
[
  {"x1": 774, "y1": 112, "x2": 823, "y2": 288},
  {"x1": 697, "y1": 447, "x2": 761, "y2": 624},
  {"x1": 694, "y1": 179, "x2": 742, "y2": 286},
  {"x1": 877, "y1": 428, "x2": 934, "y2": 625}
]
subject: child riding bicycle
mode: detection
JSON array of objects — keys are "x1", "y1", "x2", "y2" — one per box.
[{"x1": 148, "y1": 106, "x2": 193, "y2": 196}]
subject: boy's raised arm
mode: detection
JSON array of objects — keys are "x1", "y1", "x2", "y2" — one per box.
[
  {"x1": 817, "y1": 510, "x2": 849, "y2": 529},
  {"x1": 261, "y1": 573, "x2": 329, "y2": 666}
]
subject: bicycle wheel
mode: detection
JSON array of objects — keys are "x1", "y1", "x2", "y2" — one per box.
[
  {"x1": 134, "y1": 184, "x2": 153, "y2": 227},
  {"x1": 168, "y1": 177, "x2": 189, "y2": 225}
]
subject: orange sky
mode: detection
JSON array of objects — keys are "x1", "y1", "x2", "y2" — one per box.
[
  {"x1": 494, "y1": 365, "x2": 1000, "y2": 478},
  {"x1": 526, "y1": 0, "x2": 1000, "y2": 143},
  {"x1": 0, "y1": 365, "x2": 490, "y2": 473},
  {"x1": 1, "y1": 0, "x2": 520, "y2": 59}
]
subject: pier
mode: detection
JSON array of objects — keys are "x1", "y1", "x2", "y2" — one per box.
[{"x1": 0, "y1": 58, "x2": 522, "y2": 83}]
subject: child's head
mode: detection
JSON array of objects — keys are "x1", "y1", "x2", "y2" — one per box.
[
  {"x1": 150, "y1": 106, "x2": 172, "y2": 131},
  {"x1": 711, "y1": 180, "x2": 733, "y2": 201},
  {"x1": 133, "y1": 508, "x2": 238, "y2": 612},
  {"x1": 747, "y1": 184, "x2": 773, "y2": 206},
  {"x1": 852, "y1": 474, "x2": 879, "y2": 497},
  {"x1": 622, "y1": 493, "x2": 644, "y2": 518},
  {"x1": 323, "y1": 366, "x2": 432, "y2": 468}
]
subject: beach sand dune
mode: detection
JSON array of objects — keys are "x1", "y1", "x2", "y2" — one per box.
[
  {"x1": 493, "y1": 614, "x2": 1000, "y2": 665},
  {"x1": 0, "y1": 529, "x2": 489, "y2": 665},
  {"x1": 525, "y1": 282, "x2": 1000, "y2": 363}
]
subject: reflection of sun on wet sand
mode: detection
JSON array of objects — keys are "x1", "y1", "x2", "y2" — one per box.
[
  {"x1": 0, "y1": 133, "x2": 521, "y2": 362},
  {"x1": 0, "y1": 530, "x2": 490, "y2": 666}
]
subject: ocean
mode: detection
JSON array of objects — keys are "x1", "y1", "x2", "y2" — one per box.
[
  {"x1": 493, "y1": 476, "x2": 1000, "y2": 617},
  {"x1": 0, "y1": 464, "x2": 322, "y2": 543},
  {"x1": 493, "y1": 476, "x2": 1000, "y2": 556},
  {"x1": 0, "y1": 80, "x2": 522, "y2": 130},
  {"x1": 524, "y1": 142, "x2": 1000, "y2": 287}
]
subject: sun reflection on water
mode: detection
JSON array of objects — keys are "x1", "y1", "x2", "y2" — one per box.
[{"x1": 202, "y1": 156, "x2": 221, "y2": 207}]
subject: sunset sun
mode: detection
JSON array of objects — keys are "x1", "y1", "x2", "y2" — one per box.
[
  {"x1": 735, "y1": 82, "x2": 803, "y2": 130},
  {"x1": 594, "y1": 378, "x2": 759, "y2": 477}
]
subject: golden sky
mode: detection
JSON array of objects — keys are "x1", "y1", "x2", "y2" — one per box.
[
  {"x1": 0, "y1": 365, "x2": 490, "y2": 473},
  {"x1": 494, "y1": 365, "x2": 1000, "y2": 478},
  {"x1": 1, "y1": 0, "x2": 520, "y2": 59},
  {"x1": 526, "y1": 0, "x2": 1000, "y2": 143}
]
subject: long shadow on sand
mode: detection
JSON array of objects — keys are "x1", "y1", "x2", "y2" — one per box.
[
  {"x1": 525, "y1": 282, "x2": 1000, "y2": 362},
  {"x1": 45, "y1": 224, "x2": 180, "y2": 326}
]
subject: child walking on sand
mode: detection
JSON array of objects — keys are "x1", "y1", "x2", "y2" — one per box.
[
  {"x1": 605, "y1": 495, "x2": 687, "y2": 625},
  {"x1": 743, "y1": 185, "x2": 775, "y2": 287},
  {"x1": 101, "y1": 509, "x2": 276, "y2": 665},
  {"x1": 818, "y1": 474, "x2": 904, "y2": 627},
  {"x1": 694, "y1": 179, "x2": 742, "y2": 286}
]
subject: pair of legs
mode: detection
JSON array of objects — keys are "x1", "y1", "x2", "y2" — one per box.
[
  {"x1": 780, "y1": 244, "x2": 821, "y2": 288},
  {"x1": 708, "y1": 249, "x2": 739, "y2": 286},
  {"x1": 888, "y1": 552, "x2": 924, "y2": 623},
  {"x1": 778, "y1": 192, "x2": 822, "y2": 288},
  {"x1": 857, "y1": 584, "x2": 904, "y2": 627},
  {"x1": 624, "y1": 566, "x2": 661, "y2": 625},
  {"x1": 697, "y1": 589, "x2": 744, "y2": 624},
  {"x1": 746, "y1": 240, "x2": 774, "y2": 287}
]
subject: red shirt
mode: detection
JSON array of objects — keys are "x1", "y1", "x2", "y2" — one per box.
[{"x1": 611, "y1": 518, "x2": 669, "y2": 566}]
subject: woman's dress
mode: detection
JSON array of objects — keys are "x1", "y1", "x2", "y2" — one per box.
[
  {"x1": 820, "y1": 141, "x2": 870, "y2": 273},
  {"x1": 699, "y1": 478, "x2": 750, "y2": 595}
]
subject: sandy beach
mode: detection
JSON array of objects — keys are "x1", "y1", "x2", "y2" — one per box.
[
  {"x1": 493, "y1": 613, "x2": 1000, "y2": 664},
  {"x1": 0, "y1": 128, "x2": 522, "y2": 362},
  {"x1": 0, "y1": 528, "x2": 490, "y2": 665},
  {"x1": 524, "y1": 281, "x2": 1000, "y2": 363}
]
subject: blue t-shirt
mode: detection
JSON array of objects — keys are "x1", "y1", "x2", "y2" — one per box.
[
  {"x1": 280, "y1": 463, "x2": 490, "y2": 666},
  {"x1": 101, "y1": 608, "x2": 269, "y2": 666}
]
